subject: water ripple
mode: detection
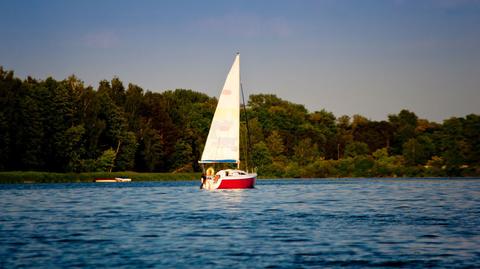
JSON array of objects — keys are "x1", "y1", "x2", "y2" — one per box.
[{"x1": 1, "y1": 179, "x2": 479, "y2": 268}]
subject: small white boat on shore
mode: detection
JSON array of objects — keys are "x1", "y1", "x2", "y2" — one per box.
[{"x1": 94, "y1": 177, "x2": 132, "y2": 183}]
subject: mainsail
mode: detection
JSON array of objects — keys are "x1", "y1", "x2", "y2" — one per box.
[{"x1": 200, "y1": 54, "x2": 240, "y2": 163}]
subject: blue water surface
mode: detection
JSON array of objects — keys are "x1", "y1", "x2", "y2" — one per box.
[{"x1": 1, "y1": 178, "x2": 480, "y2": 268}]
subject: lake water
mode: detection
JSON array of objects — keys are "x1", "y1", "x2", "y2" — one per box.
[{"x1": 1, "y1": 179, "x2": 479, "y2": 268}]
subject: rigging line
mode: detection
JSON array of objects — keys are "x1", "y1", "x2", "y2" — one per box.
[{"x1": 241, "y1": 83, "x2": 252, "y2": 172}]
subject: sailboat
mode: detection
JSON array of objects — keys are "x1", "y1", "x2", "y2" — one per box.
[{"x1": 199, "y1": 53, "x2": 257, "y2": 190}]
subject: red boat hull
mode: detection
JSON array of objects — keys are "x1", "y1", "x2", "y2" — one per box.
[{"x1": 217, "y1": 177, "x2": 256, "y2": 189}]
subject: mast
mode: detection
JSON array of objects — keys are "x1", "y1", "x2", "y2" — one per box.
[{"x1": 241, "y1": 83, "x2": 252, "y2": 172}]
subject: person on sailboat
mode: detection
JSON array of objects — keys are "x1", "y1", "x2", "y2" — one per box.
[{"x1": 200, "y1": 173, "x2": 206, "y2": 189}]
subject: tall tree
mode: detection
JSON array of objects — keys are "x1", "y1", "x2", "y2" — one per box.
[{"x1": 389, "y1": 109, "x2": 418, "y2": 154}]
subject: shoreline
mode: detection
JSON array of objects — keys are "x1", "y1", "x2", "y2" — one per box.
[
  {"x1": 0, "y1": 171, "x2": 478, "y2": 184},
  {"x1": 0, "y1": 171, "x2": 201, "y2": 184}
]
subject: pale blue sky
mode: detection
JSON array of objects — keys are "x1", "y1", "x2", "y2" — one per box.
[{"x1": 1, "y1": 0, "x2": 479, "y2": 122}]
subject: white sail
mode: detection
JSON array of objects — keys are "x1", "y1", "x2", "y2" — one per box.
[{"x1": 201, "y1": 54, "x2": 240, "y2": 163}]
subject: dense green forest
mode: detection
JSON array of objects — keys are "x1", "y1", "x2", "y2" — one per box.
[{"x1": 0, "y1": 67, "x2": 479, "y2": 177}]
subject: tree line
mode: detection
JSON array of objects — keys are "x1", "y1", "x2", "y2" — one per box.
[{"x1": 1, "y1": 67, "x2": 479, "y2": 177}]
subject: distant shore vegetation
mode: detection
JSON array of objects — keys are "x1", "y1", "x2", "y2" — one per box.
[
  {"x1": 0, "y1": 171, "x2": 198, "y2": 184},
  {"x1": 1, "y1": 67, "x2": 479, "y2": 181}
]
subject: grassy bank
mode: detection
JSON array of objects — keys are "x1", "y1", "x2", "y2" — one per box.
[{"x1": 0, "y1": 171, "x2": 201, "y2": 184}]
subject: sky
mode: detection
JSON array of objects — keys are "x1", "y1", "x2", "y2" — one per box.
[{"x1": 1, "y1": 0, "x2": 479, "y2": 122}]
